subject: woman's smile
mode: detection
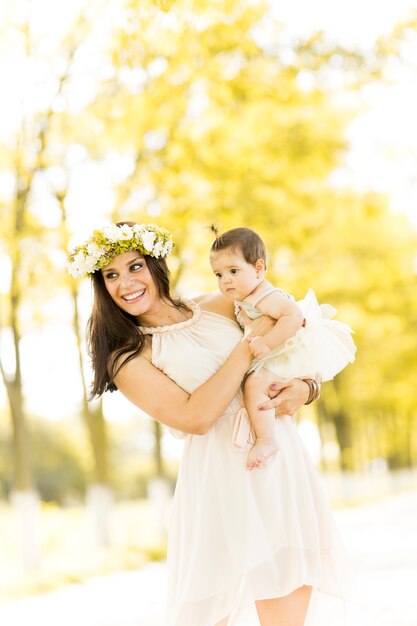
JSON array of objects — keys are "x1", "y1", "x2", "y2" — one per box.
[{"x1": 121, "y1": 288, "x2": 146, "y2": 302}]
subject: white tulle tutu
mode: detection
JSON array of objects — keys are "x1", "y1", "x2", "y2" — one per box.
[{"x1": 240, "y1": 288, "x2": 356, "y2": 382}]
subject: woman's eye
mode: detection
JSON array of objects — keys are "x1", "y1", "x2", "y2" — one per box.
[
  {"x1": 104, "y1": 272, "x2": 117, "y2": 280},
  {"x1": 130, "y1": 263, "x2": 142, "y2": 271}
]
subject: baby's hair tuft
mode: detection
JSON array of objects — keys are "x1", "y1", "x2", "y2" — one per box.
[{"x1": 210, "y1": 224, "x2": 222, "y2": 240}]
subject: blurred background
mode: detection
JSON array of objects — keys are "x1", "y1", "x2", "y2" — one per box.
[{"x1": 0, "y1": 0, "x2": 417, "y2": 623}]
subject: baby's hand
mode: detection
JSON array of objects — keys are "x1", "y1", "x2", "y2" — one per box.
[{"x1": 248, "y1": 336, "x2": 271, "y2": 359}]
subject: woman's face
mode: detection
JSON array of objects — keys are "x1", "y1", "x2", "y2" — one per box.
[{"x1": 101, "y1": 251, "x2": 159, "y2": 317}]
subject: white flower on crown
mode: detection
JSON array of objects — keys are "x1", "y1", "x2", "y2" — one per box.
[
  {"x1": 117, "y1": 224, "x2": 134, "y2": 240},
  {"x1": 67, "y1": 250, "x2": 92, "y2": 278},
  {"x1": 102, "y1": 224, "x2": 122, "y2": 243},
  {"x1": 84, "y1": 251, "x2": 98, "y2": 272},
  {"x1": 152, "y1": 240, "x2": 164, "y2": 258},
  {"x1": 87, "y1": 242, "x2": 106, "y2": 259},
  {"x1": 66, "y1": 260, "x2": 80, "y2": 278},
  {"x1": 163, "y1": 240, "x2": 174, "y2": 256},
  {"x1": 141, "y1": 229, "x2": 156, "y2": 252}
]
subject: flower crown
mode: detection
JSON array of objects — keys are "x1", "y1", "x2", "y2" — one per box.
[{"x1": 66, "y1": 223, "x2": 174, "y2": 278}]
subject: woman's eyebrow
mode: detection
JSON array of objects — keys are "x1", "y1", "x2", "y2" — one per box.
[{"x1": 102, "y1": 255, "x2": 143, "y2": 272}]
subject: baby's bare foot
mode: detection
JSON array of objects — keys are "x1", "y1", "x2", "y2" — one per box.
[{"x1": 247, "y1": 438, "x2": 279, "y2": 470}]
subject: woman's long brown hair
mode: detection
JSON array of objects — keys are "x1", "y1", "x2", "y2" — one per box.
[{"x1": 86, "y1": 225, "x2": 184, "y2": 398}]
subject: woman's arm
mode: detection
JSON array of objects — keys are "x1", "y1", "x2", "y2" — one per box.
[{"x1": 114, "y1": 310, "x2": 275, "y2": 435}]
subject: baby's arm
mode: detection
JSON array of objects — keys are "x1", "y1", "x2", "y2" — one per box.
[{"x1": 249, "y1": 291, "x2": 304, "y2": 358}]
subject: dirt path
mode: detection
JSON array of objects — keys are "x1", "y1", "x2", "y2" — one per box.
[{"x1": 0, "y1": 490, "x2": 415, "y2": 626}]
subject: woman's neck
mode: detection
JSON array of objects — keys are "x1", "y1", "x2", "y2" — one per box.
[{"x1": 137, "y1": 299, "x2": 190, "y2": 328}]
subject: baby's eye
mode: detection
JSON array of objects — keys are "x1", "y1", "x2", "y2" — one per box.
[
  {"x1": 231, "y1": 269, "x2": 239, "y2": 274},
  {"x1": 215, "y1": 272, "x2": 222, "y2": 278}
]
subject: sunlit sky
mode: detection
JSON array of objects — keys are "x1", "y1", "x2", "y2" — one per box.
[
  {"x1": 279, "y1": 0, "x2": 417, "y2": 228},
  {"x1": 1, "y1": 0, "x2": 417, "y2": 456}
]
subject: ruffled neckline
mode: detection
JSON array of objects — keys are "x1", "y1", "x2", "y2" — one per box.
[{"x1": 138, "y1": 299, "x2": 202, "y2": 335}]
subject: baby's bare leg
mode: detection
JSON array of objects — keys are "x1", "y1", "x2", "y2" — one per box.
[{"x1": 244, "y1": 371, "x2": 279, "y2": 470}]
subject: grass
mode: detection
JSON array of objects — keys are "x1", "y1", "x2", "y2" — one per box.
[{"x1": 0, "y1": 498, "x2": 167, "y2": 602}]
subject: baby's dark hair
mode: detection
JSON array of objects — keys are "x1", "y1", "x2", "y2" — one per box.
[{"x1": 210, "y1": 226, "x2": 267, "y2": 266}]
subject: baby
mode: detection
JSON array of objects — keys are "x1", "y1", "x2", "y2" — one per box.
[{"x1": 210, "y1": 227, "x2": 356, "y2": 470}]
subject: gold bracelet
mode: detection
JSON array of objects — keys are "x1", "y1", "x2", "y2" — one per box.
[
  {"x1": 311, "y1": 379, "x2": 320, "y2": 403},
  {"x1": 312, "y1": 380, "x2": 321, "y2": 403},
  {"x1": 305, "y1": 379, "x2": 314, "y2": 404},
  {"x1": 304, "y1": 379, "x2": 320, "y2": 405}
]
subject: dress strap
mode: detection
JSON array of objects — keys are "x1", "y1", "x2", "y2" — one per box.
[{"x1": 251, "y1": 283, "x2": 293, "y2": 308}]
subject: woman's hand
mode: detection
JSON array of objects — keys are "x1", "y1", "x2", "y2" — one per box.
[
  {"x1": 239, "y1": 307, "x2": 275, "y2": 341},
  {"x1": 258, "y1": 378, "x2": 310, "y2": 416}
]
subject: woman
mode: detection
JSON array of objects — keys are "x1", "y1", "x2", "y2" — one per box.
[{"x1": 67, "y1": 222, "x2": 349, "y2": 626}]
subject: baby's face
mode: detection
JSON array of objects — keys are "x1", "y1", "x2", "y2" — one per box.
[{"x1": 210, "y1": 247, "x2": 263, "y2": 301}]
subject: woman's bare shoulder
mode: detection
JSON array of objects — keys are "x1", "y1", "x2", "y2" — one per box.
[
  {"x1": 192, "y1": 291, "x2": 235, "y2": 320},
  {"x1": 110, "y1": 337, "x2": 152, "y2": 373}
]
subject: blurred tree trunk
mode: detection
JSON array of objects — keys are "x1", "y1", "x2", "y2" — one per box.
[
  {"x1": 60, "y1": 197, "x2": 113, "y2": 546},
  {"x1": 0, "y1": 163, "x2": 39, "y2": 570},
  {"x1": 317, "y1": 379, "x2": 355, "y2": 472},
  {"x1": 316, "y1": 402, "x2": 330, "y2": 472},
  {"x1": 332, "y1": 409, "x2": 354, "y2": 471},
  {"x1": 1, "y1": 320, "x2": 31, "y2": 491},
  {"x1": 406, "y1": 413, "x2": 415, "y2": 468},
  {"x1": 7, "y1": 163, "x2": 32, "y2": 490},
  {"x1": 331, "y1": 378, "x2": 354, "y2": 471},
  {"x1": 153, "y1": 420, "x2": 164, "y2": 478}
]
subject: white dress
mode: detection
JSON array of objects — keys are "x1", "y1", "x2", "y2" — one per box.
[
  {"x1": 236, "y1": 285, "x2": 356, "y2": 382},
  {"x1": 140, "y1": 301, "x2": 352, "y2": 626}
]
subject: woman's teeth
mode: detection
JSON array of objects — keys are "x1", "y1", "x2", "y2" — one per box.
[{"x1": 123, "y1": 290, "x2": 145, "y2": 301}]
